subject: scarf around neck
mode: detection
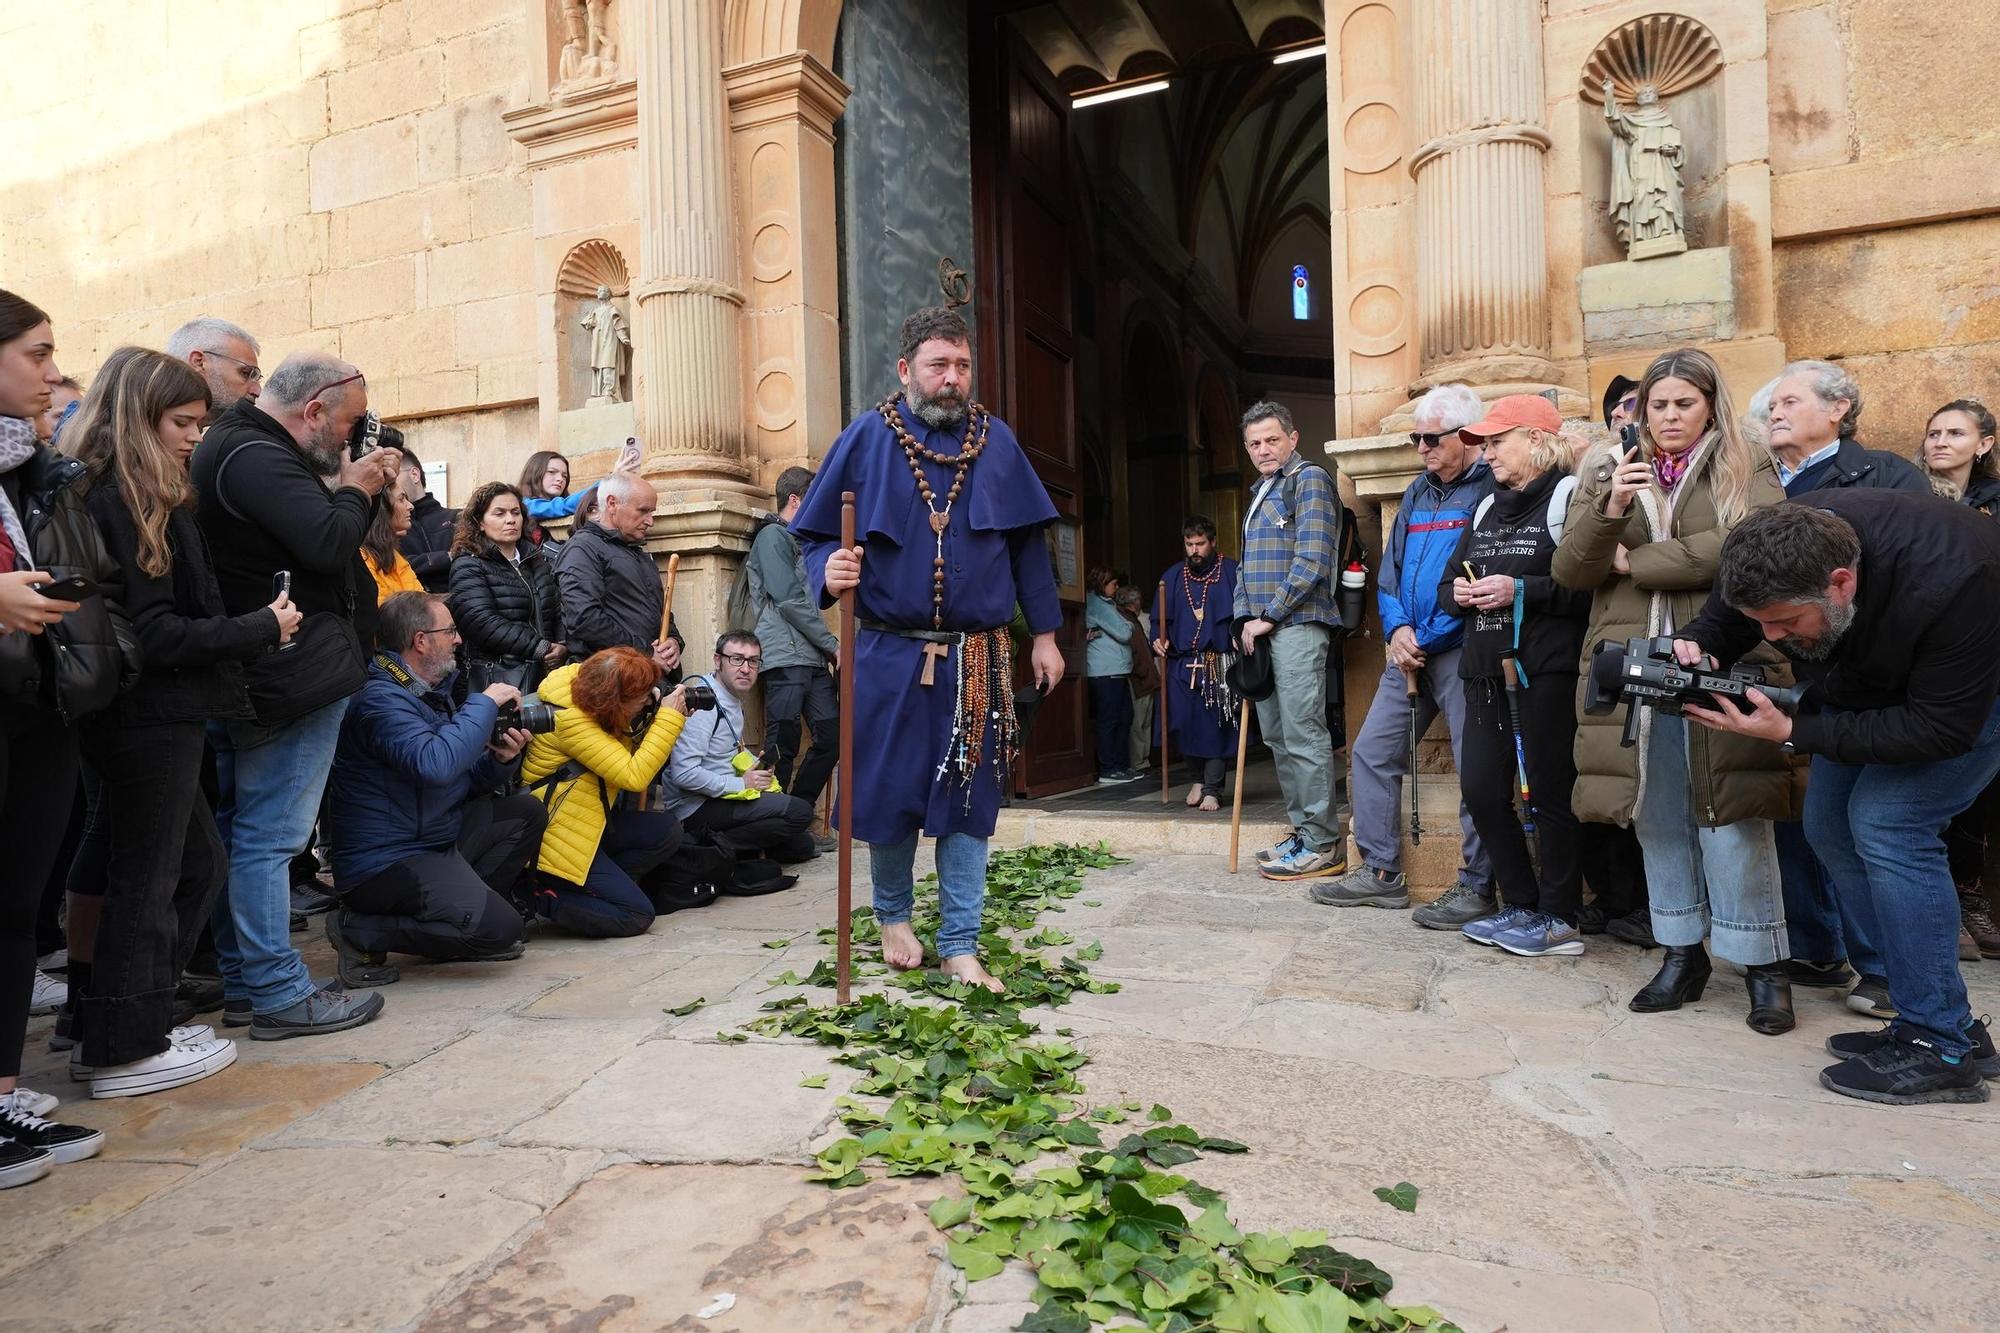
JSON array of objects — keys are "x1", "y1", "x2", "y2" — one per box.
[
  {"x1": 1653, "y1": 443, "x2": 1695, "y2": 492},
  {"x1": 0, "y1": 417, "x2": 41, "y2": 569}
]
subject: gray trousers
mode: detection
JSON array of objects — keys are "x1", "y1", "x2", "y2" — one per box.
[
  {"x1": 1253, "y1": 623, "x2": 1339, "y2": 852},
  {"x1": 1349, "y1": 647, "x2": 1493, "y2": 886}
]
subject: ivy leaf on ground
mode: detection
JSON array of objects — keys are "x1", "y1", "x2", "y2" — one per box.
[
  {"x1": 761, "y1": 939, "x2": 790, "y2": 949},
  {"x1": 664, "y1": 997, "x2": 705, "y2": 1016},
  {"x1": 798, "y1": 1074, "x2": 828, "y2": 1089},
  {"x1": 1373, "y1": 1181, "x2": 1421, "y2": 1213}
]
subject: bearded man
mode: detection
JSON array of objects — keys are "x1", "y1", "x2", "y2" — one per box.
[
  {"x1": 1153, "y1": 515, "x2": 1240, "y2": 811},
  {"x1": 795, "y1": 307, "x2": 1064, "y2": 992}
]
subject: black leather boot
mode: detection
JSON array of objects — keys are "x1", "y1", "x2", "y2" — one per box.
[
  {"x1": 1743, "y1": 963, "x2": 1796, "y2": 1036},
  {"x1": 1628, "y1": 944, "x2": 1711, "y2": 1012}
]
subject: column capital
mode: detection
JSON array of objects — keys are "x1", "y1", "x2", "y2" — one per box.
[{"x1": 723, "y1": 50, "x2": 850, "y2": 139}]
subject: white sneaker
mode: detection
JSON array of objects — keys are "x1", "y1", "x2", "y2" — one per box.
[
  {"x1": 89, "y1": 1038, "x2": 238, "y2": 1100},
  {"x1": 10, "y1": 1086, "x2": 57, "y2": 1117},
  {"x1": 69, "y1": 1024, "x2": 217, "y2": 1082},
  {"x1": 35, "y1": 948, "x2": 67, "y2": 973},
  {"x1": 29, "y1": 971, "x2": 66, "y2": 1016}
]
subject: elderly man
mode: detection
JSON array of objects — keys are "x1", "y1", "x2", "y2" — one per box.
[
  {"x1": 1768, "y1": 360, "x2": 1927, "y2": 497},
  {"x1": 556, "y1": 470, "x2": 682, "y2": 679},
  {"x1": 194, "y1": 352, "x2": 401, "y2": 1040},
  {"x1": 167, "y1": 316, "x2": 263, "y2": 417},
  {"x1": 1314, "y1": 383, "x2": 1497, "y2": 918}
]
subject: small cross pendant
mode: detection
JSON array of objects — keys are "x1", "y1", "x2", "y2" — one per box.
[{"x1": 919, "y1": 641, "x2": 951, "y2": 686}]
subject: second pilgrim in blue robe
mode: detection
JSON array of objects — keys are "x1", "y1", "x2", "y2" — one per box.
[
  {"x1": 794, "y1": 397, "x2": 1061, "y2": 845},
  {"x1": 1160, "y1": 555, "x2": 1240, "y2": 760}
]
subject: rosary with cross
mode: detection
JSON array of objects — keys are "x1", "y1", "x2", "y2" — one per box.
[{"x1": 880, "y1": 394, "x2": 992, "y2": 636}]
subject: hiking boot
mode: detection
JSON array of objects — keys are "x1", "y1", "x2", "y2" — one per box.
[
  {"x1": 1462, "y1": 905, "x2": 1534, "y2": 946},
  {"x1": 222, "y1": 998, "x2": 252, "y2": 1028},
  {"x1": 1827, "y1": 1017, "x2": 2000, "y2": 1079},
  {"x1": 29, "y1": 971, "x2": 65, "y2": 1017},
  {"x1": 1960, "y1": 890, "x2": 2000, "y2": 959},
  {"x1": 1307, "y1": 865, "x2": 1408, "y2": 908},
  {"x1": 324, "y1": 910, "x2": 400, "y2": 989},
  {"x1": 1261, "y1": 844, "x2": 1347, "y2": 883},
  {"x1": 250, "y1": 983, "x2": 385, "y2": 1041},
  {"x1": 1603, "y1": 909, "x2": 1658, "y2": 949},
  {"x1": 1491, "y1": 911, "x2": 1586, "y2": 957},
  {"x1": 1257, "y1": 833, "x2": 1303, "y2": 866},
  {"x1": 1785, "y1": 958, "x2": 1856, "y2": 989},
  {"x1": 1846, "y1": 976, "x2": 1897, "y2": 1020},
  {"x1": 1412, "y1": 882, "x2": 1497, "y2": 930},
  {"x1": 0, "y1": 1093, "x2": 104, "y2": 1164},
  {"x1": 1820, "y1": 1033, "x2": 1990, "y2": 1106}
]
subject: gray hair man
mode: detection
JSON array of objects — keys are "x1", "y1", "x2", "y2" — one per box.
[
  {"x1": 555, "y1": 469, "x2": 683, "y2": 679},
  {"x1": 1766, "y1": 359, "x2": 1927, "y2": 496},
  {"x1": 1312, "y1": 383, "x2": 1499, "y2": 920},
  {"x1": 167, "y1": 316, "x2": 262, "y2": 415}
]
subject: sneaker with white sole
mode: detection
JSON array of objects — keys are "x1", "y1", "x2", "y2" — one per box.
[
  {"x1": 0, "y1": 1140, "x2": 52, "y2": 1190},
  {"x1": 1461, "y1": 905, "x2": 1535, "y2": 946},
  {"x1": 250, "y1": 983, "x2": 385, "y2": 1041},
  {"x1": 1261, "y1": 844, "x2": 1347, "y2": 882},
  {"x1": 1490, "y1": 911, "x2": 1587, "y2": 957},
  {"x1": 70, "y1": 1025, "x2": 218, "y2": 1082},
  {"x1": 1257, "y1": 833, "x2": 1303, "y2": 866},
  {"x1": 10, "y1": 1086, "x2": 57, "y2": 1117},
  {"x1": 1411, "y1": 883, "x2": 1497, "y2": 930},
  {"x1": 90, "y1": 1037, "x2": 238, "y2": 1100},
  {"x1": 0, "y1": 1094, "x2": 104, "y2": 1164},
  {"x1": 29, "y1": 971, "x2": 65, "y2": 1016}
]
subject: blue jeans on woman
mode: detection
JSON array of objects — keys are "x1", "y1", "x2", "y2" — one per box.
[
  {"x1": 1635, "y1": 713, "x2": 1786, "y2": 965},
  {"x1": 1804, "y1": 699, "x2": 2000, "y2": 1057},
  {"x1": 869, "y1": 833, "x2": 989, "y2": 960}
]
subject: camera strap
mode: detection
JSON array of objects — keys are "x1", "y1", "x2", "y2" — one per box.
[{"x1": 1509, "y1": 581, "x2": 1528, "y2": 687}]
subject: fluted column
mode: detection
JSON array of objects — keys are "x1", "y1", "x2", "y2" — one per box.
[
  {"x1": 1408, "y1": 0, "x2": 1555, "y2": 388},
  {"x1": 632, "y1": 0, "x2": 753, "y2": 485}
]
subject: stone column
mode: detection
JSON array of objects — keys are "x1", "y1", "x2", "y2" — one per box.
[
  {"x1": 631, "y1": 0, "x2": 753, "y2": 487},
  {"x1": 1407, "y1": 0, "x2": 1556, "y2": 390}
]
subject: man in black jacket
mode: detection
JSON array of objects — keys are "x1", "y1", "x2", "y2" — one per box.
[
  {"x1": 193, "y1": 351, "x2": 401, "y2": 1041},
  {"x1": 555, "y1": 470, "x2": 681, "y2": 679},
  {"x1": 1677, "y1": 491, "x2": 2000, "y2": 1106},
  {"x1": 395, "y1": 446, "x2": 456, "y2": 594}
]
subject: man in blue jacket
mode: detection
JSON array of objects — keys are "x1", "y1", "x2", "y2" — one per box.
[
  {"x1": 1314, "y1": 383, "x2": 1498, "y2": 916},
  {"x1": 323, "y1": 592, "x2": 546, "y2": 988}
]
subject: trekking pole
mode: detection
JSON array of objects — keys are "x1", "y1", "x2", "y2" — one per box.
[
  {"x1": 1156, "y1": 580, "x2": 1171, "y2": 804},
  {"x1": 1500, "y1": 656, "x2": 1536, "y2": 837},
  {"x1": 1228, "y1": 698, "x2": 1251, "y2": 873},
  {"x1": 835, "y1": 492, "x2": 857, "y2": 1005},
  {"x1": 1401, "y1": 665, "x2": 1422, "y2": 845}
]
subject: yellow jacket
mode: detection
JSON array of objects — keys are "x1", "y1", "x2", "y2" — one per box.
[
  {"x1": 521, "y1": 662, "x2": 686, "y2": 884},
  {"x1": 364, "y1": 549, "x2": 425, "y2": 604}
]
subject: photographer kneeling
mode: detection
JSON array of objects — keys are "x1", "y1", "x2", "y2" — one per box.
[
  {"x1": 325, "y1": 592, "x2": 547, "y2": 987},
  {"x1": 661, "y1": 632, "x2": 816, "y2": 868},
  {"x1": 1675, "y1": 491, "x2": 2000, "y2": 1105}
]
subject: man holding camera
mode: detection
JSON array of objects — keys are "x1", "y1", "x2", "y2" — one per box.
[
  {"x1": 1676, "y1": 491, "x2": 2000, "y2": 1105},
  {"x1": 323, "y1": 592, "x2": 547, "y2": 987},
  {"x1": 661, "y1": 631, "x2": 816, "y2": 865}
]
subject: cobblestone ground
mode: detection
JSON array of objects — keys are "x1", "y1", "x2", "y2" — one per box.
[{"x1": 9, "y1": 848, "x2": 1999, "y2": 1331}]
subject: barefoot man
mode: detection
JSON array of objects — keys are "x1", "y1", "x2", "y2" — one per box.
[{"x1": 797, "y1": 306, "x2": 1065, "y2": 991}]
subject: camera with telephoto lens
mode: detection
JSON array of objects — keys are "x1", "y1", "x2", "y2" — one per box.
[
  {"x1": 492, "y1": 699, "x2": 558, "y2": 745},
  {"x1": 679, "y1": 679, "x2": 717, "y2": 713},
  {"x1": 1584, "y1": 636, "x2": 1807, "y2": 748}
]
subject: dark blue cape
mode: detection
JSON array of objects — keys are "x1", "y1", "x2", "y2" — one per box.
[
  {"x1": 1161, "y1": 557, "x2": 1240, "y2": 759},
  {"x1": 794, "y1": 399, "x2": 1061, "y2": 843}
]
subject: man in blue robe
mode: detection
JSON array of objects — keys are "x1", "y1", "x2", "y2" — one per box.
[
  {"x1": 1153, "y1": 516, "x2": 1240, "y2": 812},
  {"x1": 795, "y1": 307, "x2": 1065, "y2": 992}
]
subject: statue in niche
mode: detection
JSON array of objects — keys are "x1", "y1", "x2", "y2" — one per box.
[
  {"x1": 554, "y1": 0, "x2": 618, "y2": 93},
  {"x1": 556, "y1": 2, "x2": 588, "y2": 86},
  {"x1": 580, "y1": 285, "x2": 630, "y2": 405},
  {"x1": 1604, "y1": 80, "x2": 1687, "y2": 260}
]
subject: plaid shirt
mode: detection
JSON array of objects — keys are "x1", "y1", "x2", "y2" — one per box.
[{"x1": 1233, "y1": 452, "x2": 1339, "y2": 629}]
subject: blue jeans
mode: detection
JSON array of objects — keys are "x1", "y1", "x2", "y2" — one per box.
[
  {"x1": 1773, "y1": 819, "x2": 1883, "y2": 978},
  {"x1": 869, "y1": 832, "x2": 988, "y2": 960},
  {"x1": 1635, "y1": 713, "x2": 1786, "y2": 965},
  {"x1": 209, "y1": 700, "x2": 349, "y2": 1013},
  {"x1": 1804, "y1": 699, "x2": 2000, "y2": 1057}
]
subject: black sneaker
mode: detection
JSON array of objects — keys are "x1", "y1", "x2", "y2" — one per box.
[
  {"x1": 324, "y1": 910, "x2": 401, "y2": 989},
  {"x1": 1411, "y1": 882, "x2": 1497, "y2": 930},
  {"x1": 1603, "y1": 909, "x2": 1658, "y2": 949},
  {"x1": 1786, "y1": 958, "x2": 1856, "y2": 989},
  {"x1": 250, "y1": 983, "x2": 385, "y2": 1041},
  {"x1": 177, "y1": 974, "x2": 225, "y2": 1014},
  {"x1": 223, "y1": 998, "x2": 252, "y2": 1028},
  {"x1": 0, "y1": 1094, "x2": 105, "y2": 1164},
  {"x1": 1577, "y1": 902, "x2": 1608, "y2": 935},
  {"x1": 1819, "y1": 1033, "x2": 1990, "y2": 1106},
  {"x1": 289, "y1": 911, "x2": 308, "y2": 934},
  {"x1": 1846, "y1": 976, "x2": 1898, "y2": 1019},
  {"x1": 291, "y1": 882, "x2": 336, "y2": 917},
  {"x1": 0, "y1": 1140, "x2": 52, "y2": 1190},
  {"x1": 1826, "y1": 1017, "x2": 2000, "y2": 1079}
]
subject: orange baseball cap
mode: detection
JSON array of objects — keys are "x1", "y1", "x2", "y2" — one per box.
[{"x1": 1458, "y1": 394, "x2": 1563, "y2": 443}]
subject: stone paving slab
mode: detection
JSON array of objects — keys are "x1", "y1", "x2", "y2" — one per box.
[
  {"x1": 0, "y1": 1159, "x2": 190, "y2": 1284},
  {"x1": 57, "y1": 1058, "x2": 384, "y2": 1163}
]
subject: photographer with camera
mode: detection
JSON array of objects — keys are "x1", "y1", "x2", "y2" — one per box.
[
  {"x1": 521, "y1": 646, "x2": 695, "y2": 937},
  {"x1": 661, "y1": 632, "x2": 816, "y2": 867},
  {"x1": 322, "y1": 593, "x2": 546, "y2": 987},
  {"x1": 1553, "y1": 348, "x2": 1799, "y2": 1035},
  {"x1": 1674, "y1": 492, "x2": 2000, "y2": 1104}
]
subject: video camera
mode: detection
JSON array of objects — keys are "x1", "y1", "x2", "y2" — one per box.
[
  {"x1": 1584, "y1": 636, "x2": 1806, "y2": 748},
  {"x1": 492, "y1": 698, "x2": 559, "y2": 746}
]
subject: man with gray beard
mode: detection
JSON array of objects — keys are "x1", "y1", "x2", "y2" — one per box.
[
  {"x1": 192, "y1": 352, "x2": 402, "y2": 1040},
  {"x1": 167, "y1": 316, "x2": 264, "y2": 418},
  {"x1": 1676, "y1": 490, "x2": 2000, "y2": 1106}
]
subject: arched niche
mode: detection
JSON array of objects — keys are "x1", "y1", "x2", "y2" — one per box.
[{"x1": 556, "y1": 239, "x2": 631, "y2": 409}]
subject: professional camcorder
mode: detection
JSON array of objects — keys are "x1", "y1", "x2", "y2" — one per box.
[
  {"x1": 1584, "y1": 636, "x2": 1806, "y2": 748},
  {"x1": 492, "y1": 699, "x2": 559, "y2": 745}
]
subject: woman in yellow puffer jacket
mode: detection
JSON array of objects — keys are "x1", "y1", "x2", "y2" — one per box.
[{"x1": 521, "y1": 646, "x2": 689, "y2": 936}]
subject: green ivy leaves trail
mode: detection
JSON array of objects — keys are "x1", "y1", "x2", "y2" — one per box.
[{"x1": 746, "y1": 843, "x2": 1461, "y2": 1333}]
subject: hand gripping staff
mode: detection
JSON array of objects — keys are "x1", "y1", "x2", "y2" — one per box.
[
  {"x1": 834, "y1": 492, "x2": 857, "y2": 1003},
  {"x1": 1156, "y1": 580, "x2": 1171, "y2": 804}
]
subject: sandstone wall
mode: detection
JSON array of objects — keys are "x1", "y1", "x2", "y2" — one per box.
[
  {"x1": 1768, "y1": 0, "x2": 2000, "y2": 451},
  {"x1": 0, "y1": 0, "x2": 540, "y2": 505}
]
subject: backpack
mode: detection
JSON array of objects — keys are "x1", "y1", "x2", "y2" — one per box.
[
  {"x1": 1262, "y1": 459, "x2": 1367, "y2": 622},
  {"x1": 724, "y1": 517, "x2": 778, "y2": 634},
  {"x1": 1470, "y1": 475, "x2": 1579, "y2": 545}
]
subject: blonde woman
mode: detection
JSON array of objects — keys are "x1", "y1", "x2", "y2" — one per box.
[{"x1": 1553, "y1": 347, "x2": 1799, "y2": 1034}]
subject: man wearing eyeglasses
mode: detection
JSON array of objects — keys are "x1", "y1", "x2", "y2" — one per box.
[
  {"x1": 1313, "y1": 382, "x2": 1500, "y2": 920},
  {"x1": 660, "y1": 631, "x2": 816, "y2": 869},
  {"x1": 193, "y1": 350, "x2": 404, "y2": 1040},
  {"x1": 167, "y1": 316, "x2": 264, "y2": 417}
]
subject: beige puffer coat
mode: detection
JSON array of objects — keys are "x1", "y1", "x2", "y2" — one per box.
[{"x1": 1551, "y1": 435, "x2": 1801, "y2": 829}]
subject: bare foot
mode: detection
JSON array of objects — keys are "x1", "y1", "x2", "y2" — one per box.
[
  {"x1": 1199, "y1": 794, "x2": 1220, "y2": 813},
  {"x1": 1185, "y1": 783, "x2": 1202, "y2": 808},
  {"x1": 940, "y1": 956, "x2": 1005, "y2": 993},
  {"x1": 880, "y1": 922, "x2": 924, "y2": 971}
]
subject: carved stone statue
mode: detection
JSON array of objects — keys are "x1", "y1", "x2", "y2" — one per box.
[
  {"x1": 554, "y1": 0, "x2": 619, "y2": 93},
  {"x1": 556, "y1": 2, "x2": 588, "y2": 86},
  {"x1": 586, "y1": 0, "x2": 618, "y2": 70},
  {"x1": 1604, "y1": 80, "x2": 1687, "y2": 260},
  {"x1": 580, "y1": 285, "x2": 630, "y2": 404}
]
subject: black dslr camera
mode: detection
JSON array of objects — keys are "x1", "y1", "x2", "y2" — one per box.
[
  {"x1": 625, "y1": 679, "x2": 715, "y2": 742},
  {"x1": 1584, "y1": 636, "x2": 1806, "y2": 748},
  {"x1": 493, "y1": 699, "x2": 559, "y2": 745}
]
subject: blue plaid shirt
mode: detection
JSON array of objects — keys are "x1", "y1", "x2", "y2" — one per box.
[{"x1": 1233, "y1": 452, "x2": 1339, "y2": 629}]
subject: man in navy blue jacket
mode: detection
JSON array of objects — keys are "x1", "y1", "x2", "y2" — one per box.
[{"x1": 324, "y1": 592, "x2": 546, "y2": 987}]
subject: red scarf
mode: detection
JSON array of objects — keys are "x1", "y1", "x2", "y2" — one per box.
[{"x1": 1653, "y1": 446, "x2": 1695, "y2": 492}]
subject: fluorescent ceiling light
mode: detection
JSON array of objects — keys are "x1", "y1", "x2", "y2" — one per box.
[
  {"x1": 1072, "y1": 79, "x2": 1170, "y2": 108},
  {"x1": 1273, "y1": 43, "x2": 1327, "y2": 64}
]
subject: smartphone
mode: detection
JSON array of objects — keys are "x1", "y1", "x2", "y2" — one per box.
[
  {"x1": 34, "y1": 575, "x2": 98, "y2": 601},
  {"x1": 272, "y1": 571, "x2": 299, "y2": 650},
  {"x1": 1619, "y1": 423, "x2": 1642, "y2": 461}
]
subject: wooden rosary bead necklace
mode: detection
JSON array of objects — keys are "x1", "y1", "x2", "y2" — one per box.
[{"x1": 879, "y1": 395, "x2": 992, "y2": 629}]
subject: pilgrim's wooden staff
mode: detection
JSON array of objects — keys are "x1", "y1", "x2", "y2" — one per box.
[
  {"x1": 835, "y1": 492, "x2": 857, "y2": 1003},
  {"x1": 1156, "y1": 580, "x2": 1170, "y2": 804}
]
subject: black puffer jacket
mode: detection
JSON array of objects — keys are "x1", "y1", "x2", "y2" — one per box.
[
  {"x1": 449, "y1": 542, "x2": 561, "y2": 683},
  {"x1": 0, "y1": 442, "x2": 139, "y2": 719},
  {"x1": 1961, "y1": 474, "x2": 2000, "y2": 517}
]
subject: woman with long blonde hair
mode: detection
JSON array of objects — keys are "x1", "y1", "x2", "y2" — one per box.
[
  {"x1": 59, "y1": 346, "x2": 299, "y2": 1100},
  {"x1": 1554, "y1": 347, "x2": 1799, "y2": 1034}
]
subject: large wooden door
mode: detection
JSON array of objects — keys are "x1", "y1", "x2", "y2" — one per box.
[{"x1": 970, "y1": 18, "x2": 1093, "y2": 798}]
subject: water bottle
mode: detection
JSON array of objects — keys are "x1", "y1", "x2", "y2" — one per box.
[{"x1": 1338, "y1": 562, "x2": 1368, "y2": 632}]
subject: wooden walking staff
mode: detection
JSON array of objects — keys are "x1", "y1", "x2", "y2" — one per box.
[
  {"x1": 1156, "y1": 580, "x2": 1170, "y2": 804},
  {"x1": 834, "y1": 492, "x2": 857, "y2": 1004},
  {"x1": 1227, "y1": 698, "x2": 1251, "y2": 873},
  {"x1": 658, "y1": 552, "x2": 680, "y2": 642}
]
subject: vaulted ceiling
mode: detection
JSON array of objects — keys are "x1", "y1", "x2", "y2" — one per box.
[{"x1": 997, "y1": 0, "x2": 1325, "y2": 94}]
